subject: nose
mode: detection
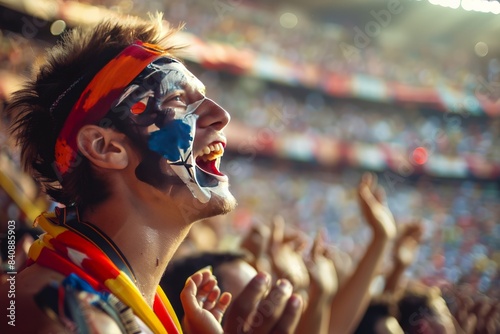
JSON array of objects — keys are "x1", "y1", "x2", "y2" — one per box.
[{"x1": 195, "y1": 98, "x2": 230, "y2": 131}]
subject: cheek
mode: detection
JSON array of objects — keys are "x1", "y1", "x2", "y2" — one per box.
[{"x1": 147, "y1": 119, "x2": 194, "y2": 161}]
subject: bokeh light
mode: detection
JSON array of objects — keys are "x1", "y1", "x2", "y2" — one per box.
[
  {"x1": 279, "y1": 12, "x2": 298, "y2": 29},
  {"x1": 475, "y1": 42, "x2": 489, "y2": 57},
  {"x1": 412, "y1": 147, "x2": 429, "y2": 165},
  {"x1": 50, "y1": 20, "x2": 66, "y2": 36}
]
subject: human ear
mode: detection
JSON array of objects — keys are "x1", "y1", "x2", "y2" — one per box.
[{"x1": 77, "y1": 125, "x2": 129, "y2": 170}]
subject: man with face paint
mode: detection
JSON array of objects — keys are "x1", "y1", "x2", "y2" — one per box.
[
  {"x1": 112, "y1": 56, "x2": 229, "y2": 205},
  {"x1": 0, "y1": 15, "x2": 303, "y2": 334}
]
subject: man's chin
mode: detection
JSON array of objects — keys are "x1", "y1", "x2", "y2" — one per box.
[
  {"x1": 206, "y1": 185, "x2": 237, "y2": 216},
  {"x1": 177, "y1": 184, "x2": 237, "y2": 222}
]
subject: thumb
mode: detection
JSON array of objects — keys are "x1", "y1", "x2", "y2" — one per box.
[{"x1": 180, "y1": 277, "x2": 201, "y2": 316}]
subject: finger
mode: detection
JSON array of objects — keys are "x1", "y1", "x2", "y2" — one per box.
[
  {"x1": 200, "y1": 275, "x2": 217, "y2": 293},
  {"x1": 199, "y1": 282, "x2": 218, "y2": 307},
  {"x1": 311, "y1": 231, "x2": 322, "y2": 261},
  {"x1": 191, "y1": 267, "x2": 213, "y2": 286},
  {"x1": 464, "y1": 314, "x2": 477, "y2": 334},
  {"x1": 249, "y1": 279, "x2": 294, "y2": 333},
  {"x1": 211, "y1": 292, "x2": 232, "y2": 323},
  {"x1": 271, "y1": 215, "x2": 286, "y2": 247},
  {"x1": 191, "y1": 268, "x2": 217, "y2": 307},
  {"x1": 223, "y1": 272, "x2": 271, "y2": 331},
  {"x1": 203, "y1": 286, "x2": 221, "y2": 310},
  {"x1": 241, "y1": 224, "x2": 270, "y2": 257},
  {"x1": 272, "y1": 294, "x2": 303, "y2": 334},
  {"x1": 180, "y1": 277, "x2": 201, "y2": 316},
  {"x1": 283, "y1": 230, "x2": 308, "y2": 252},
  {"x1": 410, "y1": 221, "x2": 424, "y2": 241},
  {"x1": 359, "y1": 181, "x2": 378, "y2": 209},
  {"x1": 361, "y1": 172, "x2": 373, "y2": 187},
  {"x1": 374, "y1": 186, "x2": 386, "y2": 205},
  {"x1": 293, "y1": 239, "x2": 308, "y2": 253},
  {"x1": 324, "y1": 246, "x2": 335, "y2": 262}
]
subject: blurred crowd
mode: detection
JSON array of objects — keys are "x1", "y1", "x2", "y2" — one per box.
[
  {"x1": 1, "y1": 33, "x2": 499, "y2": 166},
  {"x1": 193, "y1": 68, "x2": 500, "y2": 164},
  {"x1": 222, "y1": 158, "x2": 500, "y2": 290},
  {"x1": 157, "y1": 0, "x2": 491, "y2": 90},
  {"x1": 2, "y1": 0, "x2": 498, "y2": 92}
]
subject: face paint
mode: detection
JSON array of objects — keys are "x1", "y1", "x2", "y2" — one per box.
[{"x1": 112, "y1": 58, "x2": 225, "y2": 203}]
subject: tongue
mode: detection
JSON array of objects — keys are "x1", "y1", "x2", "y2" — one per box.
[{"x1": 196, "y1": 158, "x2": 224, "y2": 176}]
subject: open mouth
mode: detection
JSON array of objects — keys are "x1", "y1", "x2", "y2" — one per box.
[{"x1": 195, "y1": 142, "x2": 228, "y2": 187}]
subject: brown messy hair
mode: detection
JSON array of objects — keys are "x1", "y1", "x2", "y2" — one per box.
[{"x1": 6, "y1": 14, "x2": 182, "y2": 210}]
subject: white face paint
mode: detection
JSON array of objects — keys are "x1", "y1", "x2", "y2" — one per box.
[
  {"x1": 113, "y1": 58, "x2": 229, "y2": 204},
  {"x1": 155, "y1": 106, "x2": 214, "y2": 203}
]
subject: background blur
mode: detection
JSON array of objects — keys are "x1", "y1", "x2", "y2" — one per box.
[{"x1": 0, "y1": 0, "x2": 499, "y2": 292}]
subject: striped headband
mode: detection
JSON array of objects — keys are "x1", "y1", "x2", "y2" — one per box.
[{"x1": 54, "y1": 41, "x2": 169, "y2": 175}]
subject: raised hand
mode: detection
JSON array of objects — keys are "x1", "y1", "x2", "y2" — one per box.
[
  {"x1": 305, "y1": 230, "x2": 338, "y2": 300},
  {"x1": 268, "y1": 215, "x2": 310, "y2": 292},
  {"x1": 180, "y1": 267, "x2": 232, "y2": 334},
  {"x1": 394, "y1": 221, "x2": 423, "y2": 268},
  {"x1": 324, "y1": 246, "x2": 353, "y2": 288},
  {"x1": 328, "y1": 173, "x2": 397, "y2": 334},
  {"x1": 358, "y1": 173, "x2": 397, "y2": 241},
  {"x1": 240, "y1": 222, "x2": 273, "y2": 274},
  {"x1": 297, "y1": 230, "x2": 337, "y2": 334},
  {"x1": 223, "y1": 272, "x2": 303, "y2": 334}
]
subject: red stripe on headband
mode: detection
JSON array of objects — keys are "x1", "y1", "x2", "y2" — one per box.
[{"x1": 55, "y1": 41, "x2": 167, "y2": 175}]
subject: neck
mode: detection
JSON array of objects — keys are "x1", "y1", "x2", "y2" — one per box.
[{"x1": 81, "y1": 194, "x2": 191, "y2": 306}]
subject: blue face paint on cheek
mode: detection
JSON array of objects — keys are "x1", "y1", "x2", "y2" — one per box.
[{"x1": 147, "y1": 119, "x2": 193, "y2": 161}]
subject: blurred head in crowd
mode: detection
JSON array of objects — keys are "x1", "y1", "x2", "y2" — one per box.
[
  {"x1": 398, "y1": 284, "x2": 455, "y2": 334},
  {"x1": 354, "y1": 295, "x2": 403, "y2": 334}
]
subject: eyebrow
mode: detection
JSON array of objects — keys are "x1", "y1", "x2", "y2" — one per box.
[{"x1": 182, "y1": 79, "x2": 206, "y2": 97}]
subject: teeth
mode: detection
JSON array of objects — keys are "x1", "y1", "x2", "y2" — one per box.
[{"x1": 199, "y1": 143, "x2": 224, "y2": 161}]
